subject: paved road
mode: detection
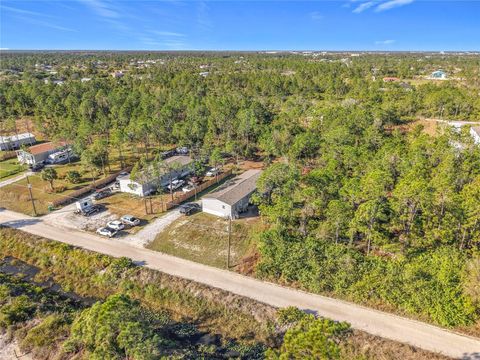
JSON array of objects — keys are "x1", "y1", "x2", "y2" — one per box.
[{"x1": 0, "y1": 209, "x2": 479, "y2": 359}]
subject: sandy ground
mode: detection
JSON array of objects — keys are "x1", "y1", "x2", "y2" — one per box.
[
  {"x1": 42, "y1": 195, "x2": 185, "y2": 248},
  {"x1": 0, "y1": 333, "x2": 32, "y2": 360}
]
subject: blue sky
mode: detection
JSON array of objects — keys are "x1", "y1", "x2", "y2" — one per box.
[{"x1": 1, "y1": 1, "x2": 479, "y2": 51}]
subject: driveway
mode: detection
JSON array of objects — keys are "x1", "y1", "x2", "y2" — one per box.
[
  {"x1": 0, "y1": 171, "x2": 32, "y2": 188},
  {"x1": 0, "y1": 209, "x2": 479, "y2": 358}
]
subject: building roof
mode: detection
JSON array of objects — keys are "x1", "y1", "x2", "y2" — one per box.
[
  {"x1": 0, "y1": 132, "x2": 35, "y2": 142},
  {"x1": 204, "y1": 169, "x2": 262, "y2": 206},
  {"x1": 26, "y1": 141, "x2": 68, "y2": 155},
  {"x1": 164, "y1": 155, "x2": 193, "y2": 167}
]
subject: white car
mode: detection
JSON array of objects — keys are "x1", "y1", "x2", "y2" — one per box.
[
  {"x1": 121, "y1": 215, "x2": 141, "y2": 226},
  {"x1": 167, "y1": 179, "x2": 185, "y2": 191},
  {"x1": 206, "y1": 167, "x2": 220, "y2": 177},
  {"x1": 182, "y1": 184, "x2": 195, "y2": 193},
  {"x1": 96, "y1": 227, "x2": 117, "y2": 238},
  {"x1": 176, "y1": 147, "x2": 189, "y2": 155},
  {"x1": 106, "y1": 220, "x2": 125, "y2": 231}
]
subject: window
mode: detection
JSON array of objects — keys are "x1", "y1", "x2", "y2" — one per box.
[{"x1": 222, "y1": 205, "x2": 225, "y2": 209}]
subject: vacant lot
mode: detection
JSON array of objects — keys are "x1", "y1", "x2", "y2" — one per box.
[{"x1": 147, "y1": 212, "x2": 260, "y2": 268}]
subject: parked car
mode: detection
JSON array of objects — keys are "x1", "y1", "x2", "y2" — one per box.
[
  {"x1": 160, "y1": 150, "x2": 176, "y2": 159},
  {"x1": 29, "y1": 161, "x2": 45, "y2": 172},
  {"x1": 179, "y1": 203, "x2": 201, "y2": 216},
  {"x1": 92, "y1": 188, "x2": 112, "y2": 200},
  {"x1": 121, "y1": 214, "x2": 141, "y2": 226},
  {"x1": 167, "y1": 179, "x2": 185, "y2": 191},
  {"x1": 205, "y1": 167, "x2": 220, "y2": 177},
  {"x1": 96, "y1": 227, "x2": 117, "y2": 238},
  {"x1": 182, "y1": 184, "x2": 195, "y2": 193},
  {"x1": 76, "y1": 204, "x2": 102, "y2": 216},
  {"x1": 106, "y1": 220, "x2": 125, "y2": 231},
  {"x1": 176, "y1": 147, "x2": 189, "y2": 155}
]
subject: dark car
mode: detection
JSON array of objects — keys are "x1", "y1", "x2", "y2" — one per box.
[
  {"x1": 160, "y1": 150, "x2": 176, "y2": 159},
  {"x1": 179, "y1": 203, "x2": 201, "y2": 216},
  {"x1": 29, "y1": 161, "x2": 45, "y2": 172},
  {"x1": 78, "y1": 204, "x2": 102, "y2": 216},
  {"x1": 92, "y1": 188, "x2": 112, "y2": 200}
]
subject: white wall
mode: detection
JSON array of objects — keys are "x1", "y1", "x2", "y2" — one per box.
[
  {"x1": 119, "y1": 178, "x2": 146, "y2": 197},
  {"x1": 202, "y1": 198, "x2": 232, "y2": 218}
]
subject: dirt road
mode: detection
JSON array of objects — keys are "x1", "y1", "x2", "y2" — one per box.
[{"x1": 0, "y1": 208, "x2": 479, "y2": 358}]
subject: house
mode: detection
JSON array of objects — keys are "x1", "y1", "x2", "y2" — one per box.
[
  {"x1": 112, "y1": 71, "x2": 124, "y2": 78},
  {"x1": 430, "y1": 70, "x2": 447, "y2": 80},
  {"x1": 0, "y1": 132, "x2": 36, "y2": 151},
  {"x1": 16, "y1": 141, "x2": 69, "y2": 166},
  {"x1": 118, "y1": 155, "x2": 193, "y2": 197},
  {"x1": 202, "y1": 169, "x2": 262, "y2": 219},
  {"x1": 383, "y1": 77, "x2": 400, "y2": 82},
  {"x1": 470, "y1": 126, "x2": 480, "y2": 145}
]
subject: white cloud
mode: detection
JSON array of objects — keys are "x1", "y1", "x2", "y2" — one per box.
[
  {"x1": 151, "y1": 31, "x2": 185, "y2": 37},
  {"x1": 310, "y1": 11, "x2": 324, "y2": 20},
  {"x1": 375, "y1": 39, "x2": 396, "y2": 45},
  {"x1": 353, "y1": 2, "x2": 376, "y2": 13},
  {"x1": 375, "y1": 0, "x2": 414, "y2": 12},
  {"x1": 13, "y1": 16, "x2": 77, "y2": 32},
  {"x1": 1, "y1": 4, "x2": 53, "y2": 18},
  {"x1": 80, "y1": 0, "x2": 120, "y2": 18}
]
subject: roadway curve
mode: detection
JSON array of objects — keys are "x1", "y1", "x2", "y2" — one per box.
[{"x1": 0, "y1": 209, "x2": 479, "y2": 359}]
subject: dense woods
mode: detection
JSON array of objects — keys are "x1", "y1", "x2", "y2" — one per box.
[{"x1": 1, "y1": 51, "x2": 480, "y2": 337}]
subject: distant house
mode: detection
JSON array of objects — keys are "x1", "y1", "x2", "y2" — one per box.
[
  {"x1": 0, "y1": 132, "x2": 35, "y2": 151},
  {"x1": 383, "y1": 77, "x2": 400, "y2": 82},
  {"x1": 470, "y1": 126, "x2": 480, "y2": 145},
  {"x1": 16, "y1": 141, "x2": 69, "y2": 166},
  {"x1": 430, "y1": 70, "x2": 447, "y2": 80},
  {"x1": 111, "y1": 71, "x2": 124, "y2": 78},
  {"x1": 199, "y1": 71, "x2": 209, "y2": 77},
  {"x1": 81, "y1": 77, "x2": 92, "y2": 82},
  {"x1": 118, "y1": 155, "x2": 193, "y2": 197},
  {"x1": 202, "y1": 169, "x2": 262, "y2": 219}
]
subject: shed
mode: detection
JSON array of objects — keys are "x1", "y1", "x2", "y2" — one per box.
[{"x1": 202, "y1": 169, "x2": 262, "y2": 218}]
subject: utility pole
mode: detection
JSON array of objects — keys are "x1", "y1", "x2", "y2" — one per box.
[
  {"x1": 226, "y1": 216, "x2": 232, "y2": 269},
  {"x1": 26, "y1": 175, "x2": 37, "y2": 216}
]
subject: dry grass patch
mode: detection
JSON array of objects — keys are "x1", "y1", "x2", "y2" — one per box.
[{"x1": 147, "y1": 212, "x2": 260, "y2": 268}]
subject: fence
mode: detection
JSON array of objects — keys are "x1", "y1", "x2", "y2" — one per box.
[
  {"x1": 50, "y1": 166, "x2": 132, "y2": 208},
  {"x1": 0, "y1": 151, "x2": 17, "y2": 161},
  {"x1": 165, "y1": 169, "x2": 233, "y2": 210}
]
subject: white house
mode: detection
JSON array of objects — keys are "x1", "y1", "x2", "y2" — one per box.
[
  {"x1": 202, "y1": 169, "x2": 262, "y2": 219},
  {"x1": 119, "y1": 155, "x2": 193, "y2": 197},
  {"x1": 16, "y1": 141, "x2": 69, "y2": 165},
  {"x1": 470, "y1": 126, "x2": 480, "y2": 145},
  {"x1": 0, "y1": 132, "x2": 35, "y2": 151}
]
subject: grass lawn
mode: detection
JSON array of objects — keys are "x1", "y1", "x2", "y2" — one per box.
[
  {"x1": 0, "y1": 158, "x2": 27, "y2": 179},
  {"x1": 147, "y1": 212, "x2": 260, "y2": 269},
  {"x1": 95, "y1": 192, "x2": 161, "y2": 222},
  {"x1": 0, "y1": 161, "x2": 121, "y2": 216}
]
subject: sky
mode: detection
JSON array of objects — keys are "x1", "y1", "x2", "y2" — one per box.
[{"x1": 0, "y1": 0, "x2": 479, "y2": 51}]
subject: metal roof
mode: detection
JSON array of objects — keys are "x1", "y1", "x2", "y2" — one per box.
[
  {"x1": 204, "y1": 169, "x2": 262, "y2": 206},
  {"x1": 0, "y1": 132, "x2": 35, "y2": 142}
]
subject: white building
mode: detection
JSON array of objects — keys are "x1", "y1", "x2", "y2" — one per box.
[
  {"x1": 202, "y1": 169, "x2": 262, "y2": 219},
  {"x1": 16, "y1": 141, "x2": 69, "y2": 165},
  {"x1": 0, "y1": 132, "x2": 35, "y2": 151},
  {"x1": 118, "y1": 155, "x2": 193, "y2": 197},
  {"x1": 470, "y1": 126, "x2": 480, "y2": 145}
]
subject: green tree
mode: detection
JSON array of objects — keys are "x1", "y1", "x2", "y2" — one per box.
[{"x1": 41, "y1": 167, "x2": 58, "y2": 191}]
